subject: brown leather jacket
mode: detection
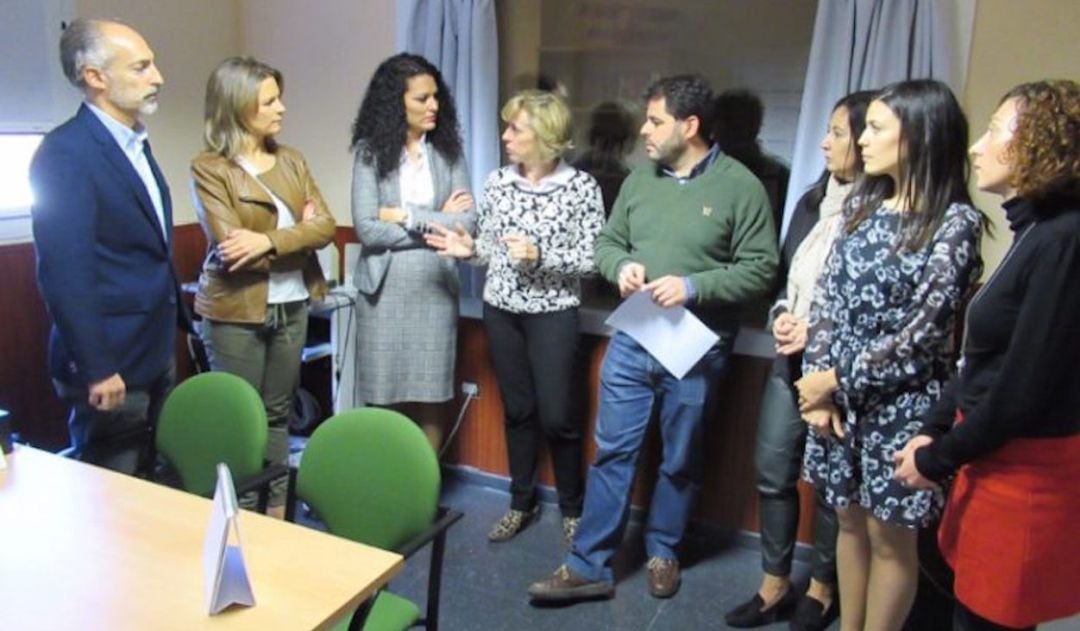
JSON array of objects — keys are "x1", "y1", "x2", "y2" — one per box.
[{"x1": 191, "y1": 145, "x2": 336, "y2": 323}]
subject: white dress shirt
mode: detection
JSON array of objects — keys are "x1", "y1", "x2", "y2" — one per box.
[{"x1": 86, "y1": 103, "x2": 167, "y2": 241}]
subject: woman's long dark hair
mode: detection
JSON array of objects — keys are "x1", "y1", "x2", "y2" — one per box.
[
  {"x1": 804, "y1": 90, "x2": 876, "y2": 209},
  {"x1": 845, "y1": 79, "x2": 977, "y2": 250},
  {"x1": 349, "y1": 53, "x2": 464, "y2": 179}
]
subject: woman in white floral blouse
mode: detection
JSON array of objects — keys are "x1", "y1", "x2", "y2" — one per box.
[{"x1": 427, "y1": 90, "x2": 605, "y2": 545}]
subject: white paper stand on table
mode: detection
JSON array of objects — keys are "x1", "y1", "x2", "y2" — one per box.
[{"x1": 203, "y1": 463, "x2": 255, "y2": 615}]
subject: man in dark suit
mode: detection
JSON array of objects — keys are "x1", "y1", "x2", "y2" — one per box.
[{"x1": 31, "y1": 18, "x2": 185, "y2": 474}]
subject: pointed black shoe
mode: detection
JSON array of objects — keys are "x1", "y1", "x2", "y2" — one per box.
[
  {"x1": 724, "y1": 588, "x2": 799, "y2": 628},
  {"x1": 789, "y1": 593, "x2": 839, "y2": 631}
]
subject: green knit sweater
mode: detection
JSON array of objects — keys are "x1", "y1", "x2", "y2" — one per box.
[{"x1": 595, "y1": 153, "x2": 779, "y2": 338}]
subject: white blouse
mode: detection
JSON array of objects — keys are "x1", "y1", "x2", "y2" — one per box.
[{"x1": 398, "y1": 137, "x2": 435, "y2": 228}]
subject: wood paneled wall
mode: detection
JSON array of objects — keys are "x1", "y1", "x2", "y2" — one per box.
[
  {"x1": 0, "y1": 241, "x2": 67, "y2": 447},
  {"x1": 173, "y1": 223, "x2": 209, "y2": 286},
  {"x1": 1, "y1": 224, "x2": 819, "y2": 541},
  {"x1": 0, "y1": 224, "x2": 207, "y2": 449}
]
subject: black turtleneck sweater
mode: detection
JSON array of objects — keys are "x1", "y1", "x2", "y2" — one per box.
[{"x1": 915, "y1": 195, "x2": 1080, "y2": 482}]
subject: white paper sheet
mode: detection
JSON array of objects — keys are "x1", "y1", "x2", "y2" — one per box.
[{"x1": 605, "y1": 290, "x2": 719, "y2": 379}]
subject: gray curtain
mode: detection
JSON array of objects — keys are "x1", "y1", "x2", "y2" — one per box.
[
  {"x1": 396, "y1": 0, "x2": 499, "y2": 200},
  {"x1": 396, "y1": 0, "x2": 498, "y2": 299},
  {"x1": 780, "y1": 0, "x2": 975, "y2": 238}
]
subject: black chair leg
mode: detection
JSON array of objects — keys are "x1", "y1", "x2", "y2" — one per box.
[
  {"x1": 137, "y1": 426, "x2": 158, "y2": 479},
  {"x1": 256, "y1": 485, "x2": 270, "y2": 513},
  {"x1": 284, "y1": 469, "x2": 298, "y2": 522},
  {"x1": 347, "y1": 592, "x2": 376, "y2": 631},
  {"x1": 424, "y1": 530, "x2": 447, "y2": 631}
]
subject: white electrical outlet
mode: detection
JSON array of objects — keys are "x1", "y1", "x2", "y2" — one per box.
[{"x1": 461, "y1": 381, "x2": 480, "y2": 397}]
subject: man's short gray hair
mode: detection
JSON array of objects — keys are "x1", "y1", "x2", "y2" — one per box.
[{"x1": 59, "y1": 18, "x2": 112, "y2": 89}]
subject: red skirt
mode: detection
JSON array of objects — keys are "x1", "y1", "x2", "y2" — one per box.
[{"x1": 938, "y1": 413, "x2": 1080, "y2": 627}]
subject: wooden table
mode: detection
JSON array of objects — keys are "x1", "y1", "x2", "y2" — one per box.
[{"x1": 0, "y1": 447, "x2": 404, "y2": 630}]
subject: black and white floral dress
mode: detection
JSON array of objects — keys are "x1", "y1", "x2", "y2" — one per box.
[{"x1": 802, "y1": 203, "x2": 983, "y2": 527}]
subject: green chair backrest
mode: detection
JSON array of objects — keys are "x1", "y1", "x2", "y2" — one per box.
[
  {"x1": 296, "y1": 408, "x2": 440, "y2": 551},
  {"x1": 155, "y1": 372, "x2": 268, "y2": 496}
]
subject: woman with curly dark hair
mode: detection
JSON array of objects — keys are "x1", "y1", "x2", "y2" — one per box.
[
  {"x1": 349, "y1": 53, "x2": 474, "y2": 448},
  {"x1": 895, "y1": 79, "x2": 1080, "y2": 631}
]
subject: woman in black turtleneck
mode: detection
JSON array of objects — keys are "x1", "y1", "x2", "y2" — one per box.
[{"x1": 895, "y1": 79, "x2": 1080, "y2": 631}]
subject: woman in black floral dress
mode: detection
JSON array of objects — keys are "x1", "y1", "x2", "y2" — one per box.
[{"x1": 795, "y1": 80, "x2": 986, "y2": 630}]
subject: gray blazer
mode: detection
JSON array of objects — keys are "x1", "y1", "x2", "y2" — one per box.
[{"x1": 350, "y1": 143, "x2": 475, "y2": 295}]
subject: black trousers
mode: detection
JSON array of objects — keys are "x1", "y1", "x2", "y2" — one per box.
[
  {"x1": 483, "y1": 304, "x2": 584, "y2": 516},
  {"x1": 755, "y1": 353, "x2": 838, "y2": 584}
]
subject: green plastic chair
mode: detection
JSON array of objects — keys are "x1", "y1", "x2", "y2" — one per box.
[
  {"x1": 293, "y1": 408, "x2": 463, "y2": 631},
  {"x1": 155, "y1": 372, "x2": 288, "y2": 507}
]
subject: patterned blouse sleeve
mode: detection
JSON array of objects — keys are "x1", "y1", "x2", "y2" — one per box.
[
  {"x1": 836, "y1": 205, "x2": 983, "y2": 402},
  {"x1": 535, "y1": 174, "x2": 605, "y2": 276},
  {"x1": 471, "y1": 171, "x2": 499, "y2": 266}
]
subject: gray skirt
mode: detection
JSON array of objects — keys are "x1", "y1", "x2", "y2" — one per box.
[{"x1": 354, "y1": 247, "x2": 458, "y2": 404}]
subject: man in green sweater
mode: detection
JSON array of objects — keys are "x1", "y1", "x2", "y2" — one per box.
[{"x1": 529, "y1": 74, "x2": 778, "y2": 603}]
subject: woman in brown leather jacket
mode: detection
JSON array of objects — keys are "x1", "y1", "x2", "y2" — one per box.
[{"x1": 190, "y1": 57, "x2": 335, "y2": 517}]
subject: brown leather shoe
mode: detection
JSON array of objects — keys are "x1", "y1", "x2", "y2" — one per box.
[
  {"x1": 527, "y1": 565, "x2": 615, "y2": 602},
  {"x1": 646, "y1": 557, "x2": 680, "y2": 598}
]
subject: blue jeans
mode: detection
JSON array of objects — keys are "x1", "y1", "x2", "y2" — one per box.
[{"x1": 566, "y1": 331, "x2": 731, "y2": 582}]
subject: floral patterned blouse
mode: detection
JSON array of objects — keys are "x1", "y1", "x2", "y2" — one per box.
[
  {"x1": 474, "y1": 163, "x2": 605, "y2": 314},
  {"x1": 802, "y1": 202, "x2": 983, "y2": 527}
]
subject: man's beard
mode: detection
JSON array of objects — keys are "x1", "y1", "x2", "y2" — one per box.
[
  {"x1": 139, "y1": 98, "x2": 159, "y2": 116},
  {"x1": 104, "y1": 77, "x2": 159, "y2": 119},
  {"x1": 651, "y1": 136, "x2": 687, "y2": 168}
]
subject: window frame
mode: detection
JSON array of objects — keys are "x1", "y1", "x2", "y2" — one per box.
[{"x1": 0, "y1": 132, "x2": 47, "y2": 244}]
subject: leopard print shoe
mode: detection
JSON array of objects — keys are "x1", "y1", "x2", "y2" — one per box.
[{"x1": 487, "y1": 506, "x2": 539, "y2": 542}]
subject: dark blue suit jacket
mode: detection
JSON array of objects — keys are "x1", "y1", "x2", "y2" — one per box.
[{"x1": 31, "y1": 104, "x2": 186, "y2": 389}]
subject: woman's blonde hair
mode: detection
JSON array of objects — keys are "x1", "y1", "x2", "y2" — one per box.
[
  {"x1": 501, "y1": 89, "x2": 574, "y2": 161},
  {"x1": 203, "y1": 57, "x2": 283, "y2": 158}
]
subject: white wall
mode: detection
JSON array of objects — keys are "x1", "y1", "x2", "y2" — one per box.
[
  {"x1": 962, "y1": 0, "x2": 1080, "y2": 276},
  {"x1": 239, "y1": 0, "x2": 397, "y2": 227},
  {"x1": 71, "y1": 0, "x2": 396, "y2": 226}
]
